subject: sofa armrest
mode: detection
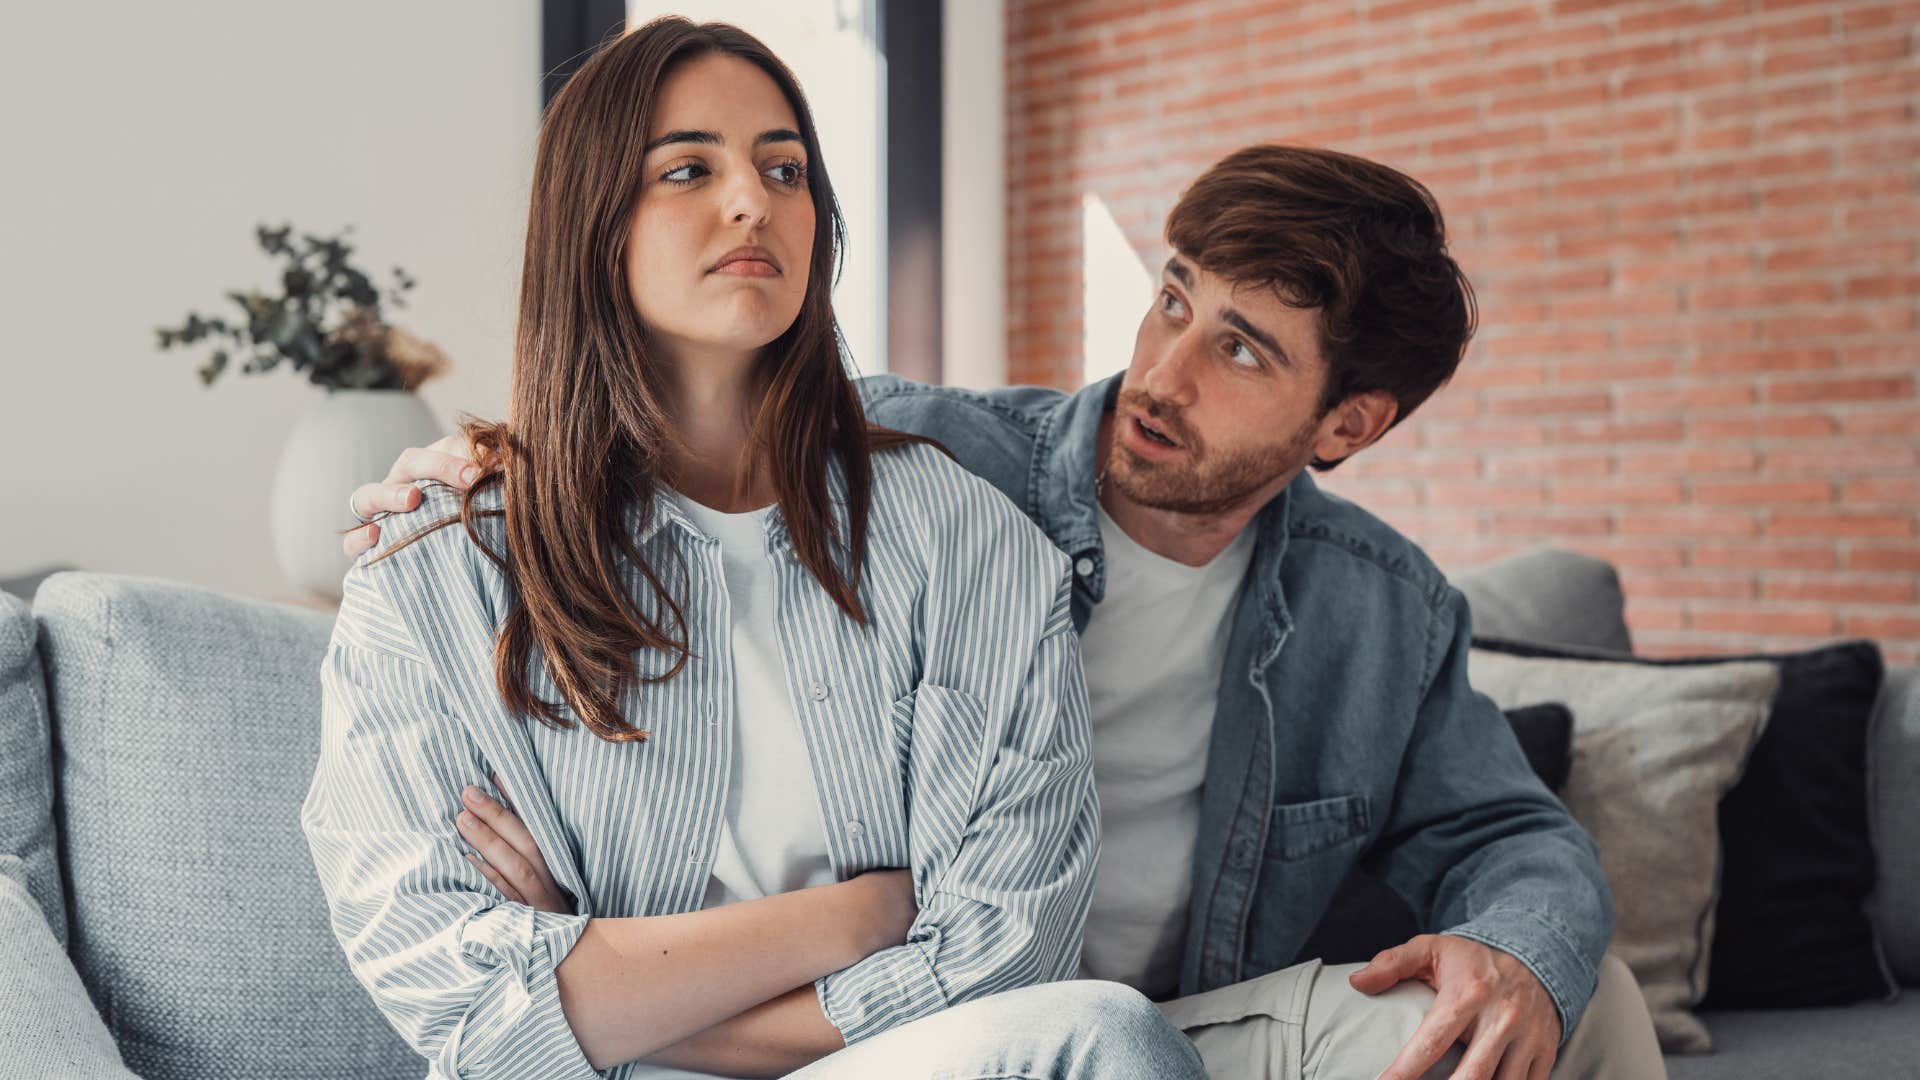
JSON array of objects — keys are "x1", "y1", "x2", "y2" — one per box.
[{"x1": 0, "y1": 858, "x2": 138, "y2": 1080}]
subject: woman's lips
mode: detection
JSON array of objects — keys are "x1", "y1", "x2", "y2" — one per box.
[
  {"x1": 709, "y1": 246, "x2": 781, "y2": 277},
  {"x1": 710, "y1": 259, "x2": 780, "y2": 278}
]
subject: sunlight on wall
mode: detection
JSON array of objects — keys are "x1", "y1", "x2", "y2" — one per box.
[{"x1": 1081, "y1": 191, "x2": 1151, "y2": 385}]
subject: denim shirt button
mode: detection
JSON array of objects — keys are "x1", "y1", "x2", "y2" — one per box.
[{"x1": 1074, "y1": 557, "x2": 1095, "y2": 578}]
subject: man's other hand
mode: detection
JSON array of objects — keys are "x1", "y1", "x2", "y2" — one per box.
[{"x1": 343, "y1": 435, "x2": 480, "y2": 557}]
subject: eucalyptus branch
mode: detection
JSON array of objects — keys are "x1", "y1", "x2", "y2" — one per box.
[{"x1": 155, "y1": 222, "x2": 445, "y2": 391}]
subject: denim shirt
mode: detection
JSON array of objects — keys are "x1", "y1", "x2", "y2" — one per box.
[{"x1": 861, "y1": 373, "x2": 1612, "y2": 1035}]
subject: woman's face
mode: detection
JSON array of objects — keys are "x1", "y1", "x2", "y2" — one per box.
[{"x1": 627, "y1": 52, "x2": 816, "y2": 366}]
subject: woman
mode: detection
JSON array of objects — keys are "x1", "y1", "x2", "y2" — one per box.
[{"x1": 301, "y1": 16, "x2": 1203, "y2": 1080}]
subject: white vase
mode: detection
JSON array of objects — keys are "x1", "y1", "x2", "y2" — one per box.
[{"x1": 269, "y1": 389, "x2": 444, "y2": 601}]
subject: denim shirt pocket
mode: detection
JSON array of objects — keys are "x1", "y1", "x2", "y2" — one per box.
[{"x1": 1266, "y1": 794, "x2": 1372, "y2": 861}]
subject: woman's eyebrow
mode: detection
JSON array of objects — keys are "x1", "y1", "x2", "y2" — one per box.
[{"x1": 644, "y1": 128, "x2": 803, "y2": 154}]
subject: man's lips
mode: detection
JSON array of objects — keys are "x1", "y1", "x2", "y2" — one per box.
[
  {"x1": 1121, "y1": 411, "x2": 1187, "y2": 459},
  {"x1": 1131, "y1": 412, "x2": 1183, "y2": 449},
  {"x1": 708, "y1": 246, "x2": 781, "y2": 276}
]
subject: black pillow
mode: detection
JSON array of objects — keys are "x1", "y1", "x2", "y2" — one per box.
[
  {"x1": 1296, "y1": 703, "x2": 1574, "y2": 966},
  {"x1": 1504, "y1": 702, "x2": 1575, "y2": 793},
  {"x1": 1474, "y1": 636, "x2": 1897, "y2": 1009}
]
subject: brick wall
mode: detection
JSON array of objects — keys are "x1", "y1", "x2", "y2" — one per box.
[{"x1": 1005, "y1": 0, "x2": 1920, "y2": 663}]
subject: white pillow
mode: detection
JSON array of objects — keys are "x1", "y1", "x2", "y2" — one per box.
[{"x1": 1467, "y1": 650, "x2": 1779, "y2": 1054}]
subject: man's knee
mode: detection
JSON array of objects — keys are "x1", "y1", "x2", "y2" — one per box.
[
  {"x1": 1555, "y1": 953, "x2": 1664, "y2": 1080},
  {"x1": 1305, "y1": 963, "x2": 1460, "y2": 1080}
]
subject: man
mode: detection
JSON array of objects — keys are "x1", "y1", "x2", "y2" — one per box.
[{"x1": 344, "y1": 144, "x2": 1663, "y2": 1079}]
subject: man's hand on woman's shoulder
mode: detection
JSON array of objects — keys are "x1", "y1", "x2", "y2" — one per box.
[{"x1": 343, "y1": 434, "x2": 480, "y2": 557}]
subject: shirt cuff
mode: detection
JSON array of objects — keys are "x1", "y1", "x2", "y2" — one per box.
[
  {"x1": 1442, "y1": 908, "x2": 1599, "y2": 1048},
  {"x1": 813, "y1": 934, "x2": 949, "y2": 1044},
  {"x1": 447, "y1": 906, "x2": 600, "y2": 1077}
]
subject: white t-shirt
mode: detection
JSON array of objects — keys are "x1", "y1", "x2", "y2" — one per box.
[
  {"x1": 668, "y1": 493, "x2": 837, "y2": 910},
  {"x1": 1075, "y1": 503, "x2": 1256, "y2": 1000}
]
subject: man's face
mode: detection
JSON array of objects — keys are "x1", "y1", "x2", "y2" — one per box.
[{"x1": 1107, "y1": 254, "x2": 1333, "y2": 516}]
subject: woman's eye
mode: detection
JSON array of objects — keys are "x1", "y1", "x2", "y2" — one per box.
[
  {"x1": 662, "y1": 162, "x2": 708, "y2": 184},
  {"x1": 1159, "y1": 290, "x2": 1187, "y2": 317},
  {"x1": 765, "y1": 161, "x2": 806, "y2": 186}
]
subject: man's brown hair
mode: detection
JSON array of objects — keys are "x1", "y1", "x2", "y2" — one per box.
[{"x1": 1165, "y1": 144, "x2": 1477, "y2": 469}]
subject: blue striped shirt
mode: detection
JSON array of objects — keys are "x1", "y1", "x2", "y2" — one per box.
[{"x1": 300, "y1": 443, "x2": 1100, "y2": 1079}]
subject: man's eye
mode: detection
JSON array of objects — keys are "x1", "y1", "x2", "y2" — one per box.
[
  {"x1": 662, "y1": 163, "x2": 708, "y2": 184},
  {"x1": 1159, "y1": 290, "x2": 1187, "y2": 317},
  {"x1": 1227, "y1": 339, "x2": 1260, "y2": 368}
]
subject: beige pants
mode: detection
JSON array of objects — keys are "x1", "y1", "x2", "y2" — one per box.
[{"x1": 1159, "y1": 953, "x2": 1664, "y2": 1080}]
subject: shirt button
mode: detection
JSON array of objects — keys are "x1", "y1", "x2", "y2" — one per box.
[
  {"x1": 687, "y1": 841, "x2": 701, "y2": 861},
  {"x1": 705, "y1": 703, "x2": 719, "y2": 725},
  {"x1": 1074, "y1": 557, "x2": 1096, "y2": 578},
  {"x1": 845, "y1": 819, "x2": 866, "y2": 839},
  {"x1": 808, "y1": 682, "x2": 829, "y2": 702}
]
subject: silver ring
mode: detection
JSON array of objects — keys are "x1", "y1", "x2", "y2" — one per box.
[{"x1": 349, "y1": 490, "x2": 375, "y2": 525}]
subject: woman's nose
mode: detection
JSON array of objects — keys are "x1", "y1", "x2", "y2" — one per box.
[{"x1": 722, "y1": 165, "x2": 770, "y2": 228}]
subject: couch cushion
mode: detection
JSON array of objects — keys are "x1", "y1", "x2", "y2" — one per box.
[
  {"x1": 0, "y1": 587, "x2": 64, "y2": 944},
  {"x1": 0, "y1": 857, "x2": 137, "y2": 1079},
  {"x1": 1871, "y1": 664, "x2": 1920, "y2": 985},
  {"x1": 33, "y1": 573, "x2": 419, "y2": 1080},
  {"x1": 1454, "y1": 546, "x2": 1633, "y2": 654},
  {"x1": 1665, "y1": 996, "x2": 1920, "y2": 1079}
]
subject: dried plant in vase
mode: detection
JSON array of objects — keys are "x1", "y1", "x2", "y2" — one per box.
[
  {"x1": 154, "y1": 223, "x2": 450, "y2": 601},
  {"x1": 154, "y1": 223, "x2": 448, "y2": 391}
]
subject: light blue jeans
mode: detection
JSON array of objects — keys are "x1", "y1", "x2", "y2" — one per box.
[{"x1": 788, "y1": 980, "x2": 1208, "y2": 1079}]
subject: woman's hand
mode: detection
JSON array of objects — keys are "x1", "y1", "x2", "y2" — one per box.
[
  {"x1": 456, "y1": 773, "x2": 574, "y2": 915},
  {"x1": 343, "y1": 434, "x2": 481, "y2": 558}
]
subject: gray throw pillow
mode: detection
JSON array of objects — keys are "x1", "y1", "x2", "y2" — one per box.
[
  {"x1": 1455, "y1": 547, "x2": 1632, "y2": 654},
  {"x1": 0, "y1": 589, "x2": 63, "y2": 945},
  {"x1": 1467, "y1": 649, "x2": 1779, "y2": 1054}
]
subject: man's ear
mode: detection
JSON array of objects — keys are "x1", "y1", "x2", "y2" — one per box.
[{"x1": 1311, "y1": 390, "x2": 1399, "y2": 468}]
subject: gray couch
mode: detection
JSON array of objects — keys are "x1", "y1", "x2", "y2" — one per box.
[{"x1": 1, "y1": 553, "x2": 1914, "y2": 1079}]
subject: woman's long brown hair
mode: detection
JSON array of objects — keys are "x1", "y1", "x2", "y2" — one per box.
[{"x1": 368, "y1": 17, "x2": 926, "y2": 742}]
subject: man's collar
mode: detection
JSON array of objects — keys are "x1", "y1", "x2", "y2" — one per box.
[{"x1": 1027, "y1": 374, "x2": 1123, "y2": 573}]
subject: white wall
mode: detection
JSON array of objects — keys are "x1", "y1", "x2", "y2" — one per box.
[{"x1": 0, "y1": 1, "x2": 540, "y2": 599}]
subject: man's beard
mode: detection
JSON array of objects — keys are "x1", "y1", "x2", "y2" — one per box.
[{"x1": 1106, "y1": 390, "x2": 1317, "y2": 516}]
